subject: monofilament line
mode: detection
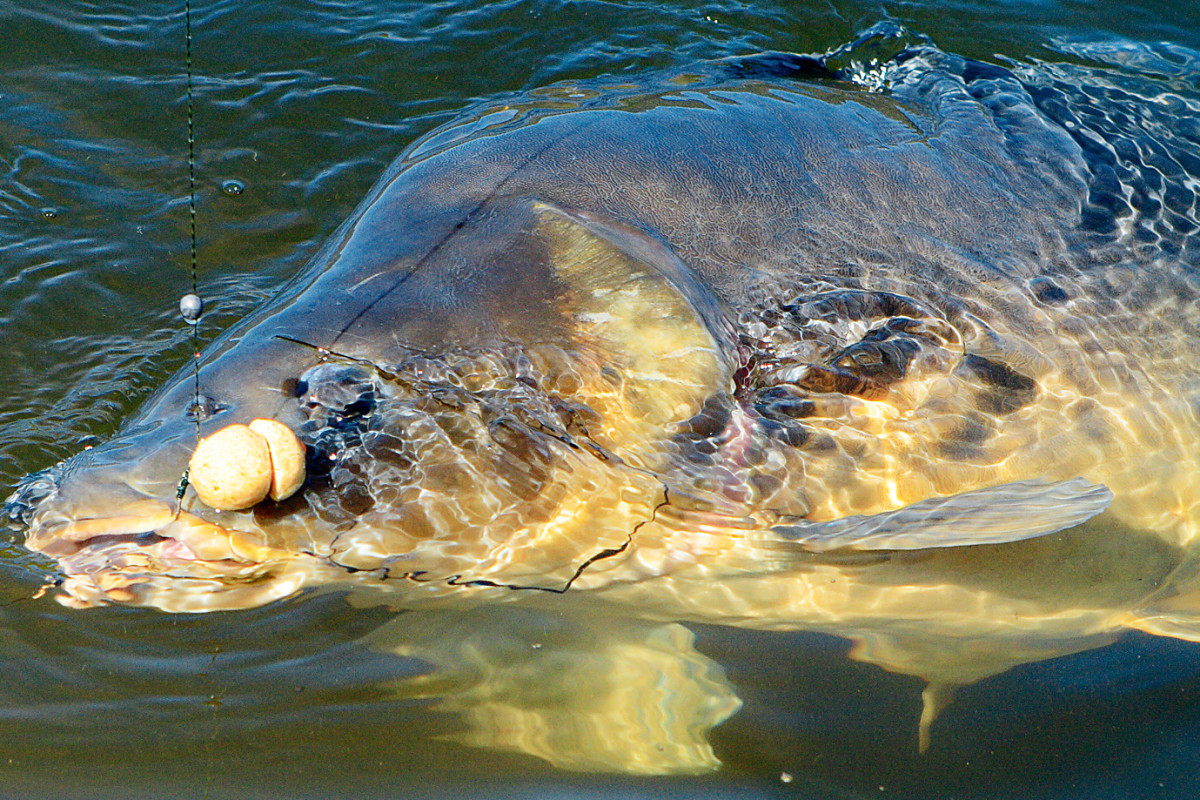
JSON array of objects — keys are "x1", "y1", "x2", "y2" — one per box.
[
  {"x1": 185, "y1": 0, "x2": 200, "y2": 436},
  {"x1": 175, "y1": 0, "x2": 204, "y2": 512}
]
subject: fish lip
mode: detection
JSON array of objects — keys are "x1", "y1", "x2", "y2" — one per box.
[
  {"x1": 8, "y1": 460, "x2": 271, "y2": 568},
  {"x1": 29, "y1": 523, "x2": 198, "y2": 564},
  {"x1": 20, "y1": 492, "x2": 277, "y2": 576},
  {"x1": 24, "y1": 506, "x2": 311, "y2": 611},
  {"x1": 23, "y1": 501, "x2": 185, "y2": 557}
]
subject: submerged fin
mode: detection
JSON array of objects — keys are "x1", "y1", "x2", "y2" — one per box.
[
  {"x1": 1124, "y1": 570, "x2": 1200, "y2": 643},
  {"x1": 367, "y1": 607, "x2": 741, "y2": 775},
  {"x1": 772, "y1": 478, "x2": 1112, "y2": 552},
  {"x1": 918, "y1": 681, "x2": 959, "y2": 754}
]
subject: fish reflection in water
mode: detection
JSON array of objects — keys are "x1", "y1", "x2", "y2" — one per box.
[{"x1": 8, "y1": 26, "x2": 1200, "y2": 773}]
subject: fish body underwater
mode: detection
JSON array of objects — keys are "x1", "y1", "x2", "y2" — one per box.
[{"x1": 7, "y1": 34, "x2": 1200, "y2": 770}]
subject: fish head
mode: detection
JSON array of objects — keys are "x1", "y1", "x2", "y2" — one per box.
[
  {"x1": 6, "y1": 195, "x2": 746, "y2": 611},
  {"x1": 5, "y1": 311, "x2": 345, "y2": 609}
]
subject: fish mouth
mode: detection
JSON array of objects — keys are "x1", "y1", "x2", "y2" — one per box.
[
  {"x1": 26, "y1": 503, "x2": 277, "y2": 562},
  {"x1": 8, "y1": 472, "x2": 315, "y2": 611}
]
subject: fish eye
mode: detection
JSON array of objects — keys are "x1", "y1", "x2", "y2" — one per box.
[{"x1": 296, "y1": 363, "x2": 377, "y2": 419}]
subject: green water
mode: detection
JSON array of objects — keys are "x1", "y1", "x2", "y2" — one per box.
[{"x1": 2, "y1": 1, "x2": 1200, "y2": 797}]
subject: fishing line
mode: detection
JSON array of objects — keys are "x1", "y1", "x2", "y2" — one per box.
[
  {"x1": 177, "y1": 0, "x2": 204, "y2": 504},
  {"x1": 179, "y1": 10, "x2": 225, "y2": 785}
]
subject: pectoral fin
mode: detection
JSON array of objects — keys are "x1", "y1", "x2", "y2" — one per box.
[
  {"x1": 531, "y1": 202, "x2": 735, "y2": 467},
  {"x1": 772, "y1": 478, "x2": 1112, "y2": 552}
]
